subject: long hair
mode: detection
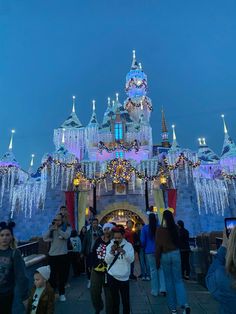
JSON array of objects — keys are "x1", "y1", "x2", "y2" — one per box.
[
  {"x1": 148, "y1": 213, "x2": 157, "y2": 239},
  {"x1": 162, "y1": 210, "x2": 179, "y2": 247},
  {"x1": 226, "y1": 227, "x2": 236, "y2": 288}
]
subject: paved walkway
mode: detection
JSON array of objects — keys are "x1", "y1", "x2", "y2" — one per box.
[{"x1": 55, "y1": 275, "x2": 219, "y2": 314}]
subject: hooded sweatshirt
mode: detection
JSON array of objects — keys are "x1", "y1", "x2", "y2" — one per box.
[{"x1": 105, "y1": 238, "x2": 134, "y2": 281}]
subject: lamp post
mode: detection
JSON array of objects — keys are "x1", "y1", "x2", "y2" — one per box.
[{"x1": 73, "y1": 178, "x2": 80, "y2": 231}]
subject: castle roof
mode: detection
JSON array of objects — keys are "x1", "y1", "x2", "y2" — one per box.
[
  {"x1": 61, "y1": 97, "x2": 83, "y2": 128},
  {"x1": 197, "y1": 138, "x2": 219, "y2": 163}
]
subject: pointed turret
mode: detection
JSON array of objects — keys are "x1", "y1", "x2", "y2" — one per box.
[
  {"x1": 161, "y1": 109, "x2": 170, "y2": 148},
  {"x1": 61, "y1": 96, "x2": 83, "y2": 128},
  {"x1": 88, "y1": 100, "x2": 99, "y2": 126},
  {"x1": 0, "y1": 130, "x2": 19, "y2": 167},
  {"x1": 131, "y1": 50, "x2": 139, "y2": 69},
  {"x1": 220, "y1": 114, "x2": 236, "y2": 172},
  {"x1": 28, "y1": 154, "x2": 35, "y2": 174},
  {"x1": 170, "y1": 125, "x2": 180, "y2": 150},
  {"x1": 197, "y1": 137, "x2": 219, "y2": 163},
  {"x1": 220, "y1": 114, "x2": 236, "y2": 157},
  {"x1": 102, "y1": 97, "x2": 115, "y2": 128}
]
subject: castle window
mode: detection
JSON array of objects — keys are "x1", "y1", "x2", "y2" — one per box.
[
  {"x1": 115, "y1": 122, "x2": 123, "y2": 141},
  {"x1": 116, "y1": 151, "x2": 124, "y2": 158}
]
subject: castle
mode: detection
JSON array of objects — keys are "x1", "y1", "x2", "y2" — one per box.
[{"x1": 0, "y1": 51, "x2": 236, "y2": 240}]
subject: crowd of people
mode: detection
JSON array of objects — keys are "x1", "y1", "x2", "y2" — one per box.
[{"x1": 0, "y1": 205, "x2": 236, "y2": 314}]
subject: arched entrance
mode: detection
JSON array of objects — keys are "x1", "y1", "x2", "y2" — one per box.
[{"x1": 97, "y1": 202, "x2": 148, "y2": 226}]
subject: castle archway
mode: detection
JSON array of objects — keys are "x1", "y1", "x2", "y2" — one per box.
[{"x1": 97, "y1": 202, "x2": 148, "y2": 226}]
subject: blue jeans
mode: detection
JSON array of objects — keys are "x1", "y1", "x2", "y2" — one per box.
[
  {"x1": 146, "y1": 253, "x2": 166, "y2": 295},
  {"x1": 139, "y1": 248, "x2": 150, "y2": 277},
  {"x1": 161, "y1": 250, "x2": 188, "y2": 310}
]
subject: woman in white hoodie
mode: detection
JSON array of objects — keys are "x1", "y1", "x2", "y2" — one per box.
[{"x1": 105, "y1": 226, "x2": 134, "y2": 314}]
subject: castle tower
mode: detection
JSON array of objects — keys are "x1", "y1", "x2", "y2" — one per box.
[
  {"x1": 53, "y1": 96, "x2": 85, "y2": 160},
  {"x1": 124, "y1": 50, "x2": 152, "y2": 123},
  {"x1": 85, "y1": 100, "x2": 100, "y2": 161}
]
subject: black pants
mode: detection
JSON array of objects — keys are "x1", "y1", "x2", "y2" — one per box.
[
  {"x1": 180, "y1": 251, "x2": 190, "y2": 277},
  {"x1": 49, "y1": 254, "x2": 68, "y2": 295},
  {"x1": 86, "y1": 253, "x2": 93, "y2": 280},
  {"x1": 109, "y1": 275, "x2": 130, "y2": 314},
  {"x1": 0, "y1": 293, "x2": 14, "y2": 314},
  {"x1": 69, "y1": 252, "x2": 80, "y2": 276}
]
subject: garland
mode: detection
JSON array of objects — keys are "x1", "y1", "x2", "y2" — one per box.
[
  {"x1": 163, "y1": 153, "x2": 201, "y2": 170},
  {"x1": 221, "y1": 171, "x2": 236, "y2": 180},
  {"x1": 98, "y1": 140, "x2": 139, "y2": 154},
  {"x1": 124, "y1": 96, "x2": 153, "y2": 111}
]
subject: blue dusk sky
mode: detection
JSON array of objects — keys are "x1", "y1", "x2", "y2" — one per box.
[{"x1": 0, "y1": 0, "x2": 236, "y2": 169}]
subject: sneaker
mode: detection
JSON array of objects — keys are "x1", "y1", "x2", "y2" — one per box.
[
  {"x1": 87, "y1": 280, "x2": 91, "y2": 289},
  {"x1": 171, "y1": 311, "x2": 177, "y2": 314},
  {"x1": 141, "y1": 276, "x2": 146, "y2": 281},
  {"x1": 59, "y1": 295, "x2": 66, "y2": 302},
  {"x1": 145, "y1": 276, "x2": 150, "y2": 281},
  {"x1": 158, "y1": 291, "x2": 167, "y2": 297}
]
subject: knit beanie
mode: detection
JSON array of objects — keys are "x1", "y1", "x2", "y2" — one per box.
[
  {"x1": 102, "y1": 223, "x2": 114, "y2": 231},
  {"x1": 36, "y1": 265, "x2": 51, "y2": 281}
]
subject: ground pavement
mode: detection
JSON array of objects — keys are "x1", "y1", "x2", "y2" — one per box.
[{"x1": 55, "y1": 275, "x2": 219, "y2": 314}]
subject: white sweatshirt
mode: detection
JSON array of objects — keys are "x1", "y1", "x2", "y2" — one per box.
[{"x1": 105, "y1": 238, "x2": 134, "y2": 281}]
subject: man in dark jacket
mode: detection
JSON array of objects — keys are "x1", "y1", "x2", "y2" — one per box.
[
  {"x1": 177, "y1": 220, "x2": 191, "y2": 279},
  {"x1": 82, "y1": 218, "x2": 103, "y2": 288}
]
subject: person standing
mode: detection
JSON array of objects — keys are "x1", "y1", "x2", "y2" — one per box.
[
  {"x1": 79, "y1": 226, "x2": 87, "y2": 274},
  {"x1": 82, "y1": 218, "x2": 103, "y2": 288},
  {"x1": 177, "y1": 220, "x2": 191, "y2": 280},
  {"x1": 68, "y1": 229, "x2": 82, "y2": 277},
  {"x1": 105, "y1": 226, "x2": 134, "y2": 314},
  {"x1": 141, "y1": 213, "x2": 166, "y2": 296},
  {"x1": 26, "y1": 265, "x2": 55, "y2": 314},
  {"x1": 43, "y1": 214, "x2": 71, "y2": 302},
  {"x1": 206, "y1": 227, "x2": 236, "y2": 314},
  {"x1": 90, "y1": 223, "x2": 113, "y2": 314},
  {"x1": 0, "y1": 221, "x2": 29, "y2": 314},
  {"x1": 125, "y1": 220, "x2": 136, "y2": 280},
  {"x1": 135, "y1": 222, "x2": 150, "y2": 280},
  {"x1": 156, "y1": 210, "x2": 190, "y2": 314}
]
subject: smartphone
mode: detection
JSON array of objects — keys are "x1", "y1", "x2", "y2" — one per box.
[{"x1": 225, "y1": 217, "x2": 236, "y2": 238}]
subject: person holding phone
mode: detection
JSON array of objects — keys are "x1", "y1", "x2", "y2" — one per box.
[
  {"x1": 206, "y1": 226, "x2": 236, "y2": 314},
  {"x1": 105, "y1": 226, "x2": 134, "y2": 314}
]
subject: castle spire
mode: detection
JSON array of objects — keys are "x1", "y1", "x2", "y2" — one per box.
[
  {"x1": 171, "y1": 125, "x2": 179, "y2": 150},
  {"x1": 172, "y1": 124, "x2": 176, "y2": 141},
  {"x1": 220, "y1": 114, "x2": 236, "y2": 157},
  {"x1": 62, "y1": 128, "x2": 65, "y2": 144},
  {"x1": 116, "y1": 93, "x2": 119, "y2": 102},
  {"x1": 221, "y1": 114, "x2": 228, "y2": 134},
  {"x1": 161, "y1": 109, "x2": 168, "y2": 134},
  {"x1": 131, "y1": 49, "x2": 138, "y2": 69},
  {"x1": 9, "y1": 129, "x2": 15, "y2": 151},
  {"x1": 161, "y1": 109, "x2": 170, "y2": 148},
  {"x1": 72, "y1": 96, "x2": 76, "y2": 113},
  {"x1": 30, "y1": 154, "x2": 35, "y2": 167},
  {"x1": 198, "y1": 138, "x2": 203, "y2": 146},
  {"x1": 88, "y1": 100, "x2": 99, "y2": 126},
  {"x1": 107, "y1": 97, "x2": 111, "y2": 108}
]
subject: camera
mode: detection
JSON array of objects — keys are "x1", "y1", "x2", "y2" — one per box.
[
  {"x1": 52, "y1": 221, "x2": 56, "y2": 225},
  {"x1": 114, "y1": 240, "x2": 119, "y2": 247},
  {"x1": 225, "y1": 217, "x2": 236, "y2": 238}
]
